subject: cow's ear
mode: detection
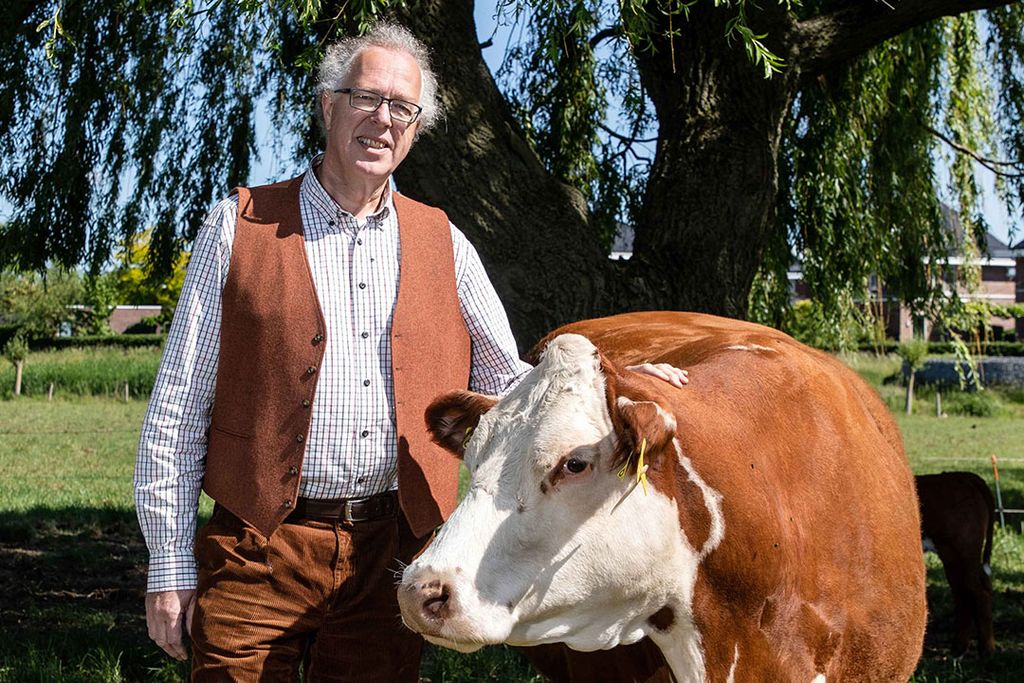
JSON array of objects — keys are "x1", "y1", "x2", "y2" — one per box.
[
  {"x1": 425, "y1": 390, "x2": 498, "y2": 458},
  {"x1": 609, "y1": 391, "x2": 678, "y2": 476},
  {"x1": 600, "y1": 353, "x2": 677, "y2": 474}
]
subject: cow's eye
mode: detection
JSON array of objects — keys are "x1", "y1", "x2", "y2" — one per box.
[{"x1": 564, "y1": 458, "x2": 589, "y2": 475}]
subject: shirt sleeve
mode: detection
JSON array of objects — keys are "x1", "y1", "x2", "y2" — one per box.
[
  {"x1": 450, "y1": 223, "x2": 532, "y2": 397},
  {"x1": 133, "y1": 196, "x2": 237, "y2": 593}
]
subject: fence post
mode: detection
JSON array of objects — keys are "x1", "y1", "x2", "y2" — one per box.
[
  {"x1": 47, "y1": 383, "x2": 54, "y2": 401},
  {"x1": 991, "y1": 454, "x2": 1006, "y2": 528},
  {"x1": 124, "y1": 382, "x2": 130, "y2": 402},
  {"x1": 935, "y1": 390, "x2": 942, "y2": 417}
]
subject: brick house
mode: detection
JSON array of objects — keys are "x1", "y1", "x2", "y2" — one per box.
[{"x1": 612, "y1": 212, "x2": 1023, "y2": 342}]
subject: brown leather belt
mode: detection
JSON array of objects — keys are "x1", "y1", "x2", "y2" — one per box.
[{"x1": 284, "y1": 491, "x2": 399, "y2": 524}]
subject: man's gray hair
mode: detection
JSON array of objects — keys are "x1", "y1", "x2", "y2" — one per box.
[{"x1": 317, "y1": 21, "x2": 441, "y2": 131}]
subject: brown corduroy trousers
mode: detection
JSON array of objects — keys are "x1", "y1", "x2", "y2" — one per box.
[{"x1": 189, "y1": 505, "x2": 430, "y2": 682}]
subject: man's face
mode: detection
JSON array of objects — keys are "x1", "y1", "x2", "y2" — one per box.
[{"x1": 321, "y1": 46, "x2": 423, "y2": 185}]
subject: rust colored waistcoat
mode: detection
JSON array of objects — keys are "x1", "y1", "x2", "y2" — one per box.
[{"x1": 202, "y1": 175, "x2": 471, "y2": 539}]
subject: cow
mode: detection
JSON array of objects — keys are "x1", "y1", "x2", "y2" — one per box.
[
  {"x1": 398, "y1": 312, "x2": 927, "y2": 682},
  {"x1": 916, "y1": 472, "x2": 996, "y2": 656}
]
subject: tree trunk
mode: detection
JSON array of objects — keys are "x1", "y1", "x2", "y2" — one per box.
[
  {"x1": 627, "y1": 3, "x2": 799, "y2": 319},
  {"x1": 14, "y1": 360, "x2": 23, "y2": 397},
  {"x1": 394, "y1": 1, "x2": 805, "y2": 346},
  {"x1": 905, "y1": 371, "x2": 915, "y2": 415}
]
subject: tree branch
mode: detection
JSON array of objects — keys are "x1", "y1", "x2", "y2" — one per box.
[
  {"x1": 598, "y1": 123, "x2": 656, "y2": 145},
  {"x1": 589, "y1": 26, "x2": 622, "y2": 50},
  {"x1": 924, "y1": 123, "x2": 1024, "y2": 178},
  {"x1": 797, "y1": 0, "x2": 1018, "y2": 78}
]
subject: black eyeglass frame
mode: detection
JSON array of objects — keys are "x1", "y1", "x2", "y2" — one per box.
[{"x1": 333, "y1": 87, "x2": 423, "y2": 124}]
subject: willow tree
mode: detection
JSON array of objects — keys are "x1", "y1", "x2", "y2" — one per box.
[{"x1": 2, "y1": 0, "x2": 1022, "y2": 347}]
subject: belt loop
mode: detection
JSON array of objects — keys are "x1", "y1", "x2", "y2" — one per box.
[{"x1": 343, "y1": 499, "x2": 354, "y2": 523}]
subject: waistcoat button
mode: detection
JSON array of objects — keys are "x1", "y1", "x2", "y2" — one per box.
[
  {"x1": 283, "y1": 500, "x2": 292, "y2": 508},
  {"x1": 288, "y1": 466, "x2": 298, "y2": 475},
  {"x1": 313, "y1": 334, "x2": 323, "y2": 344},
  {"x1": 301, "y1": 399, "x2": 311, "y2": 407},
  {"x1": 295, "y1": 434, "x2": 304, "y2": 443},
  {"x1": 307, "y1": 366, "x2": 317, "y2": 375}
]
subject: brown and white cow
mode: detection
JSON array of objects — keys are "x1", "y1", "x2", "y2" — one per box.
[
  {"x1": 916, "y1": 472, "x2": 996, "y2": 656},
  {"x1": 398, "y1": 312, "x2": 927, "y2": 681}
]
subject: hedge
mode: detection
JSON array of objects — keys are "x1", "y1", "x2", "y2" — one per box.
[
  {"x1": 30, "y1": 334, "x2": 166, "y2": 350},
  {"x1": 858, "y1": 340, "x2": 1024, "y2": 357}
]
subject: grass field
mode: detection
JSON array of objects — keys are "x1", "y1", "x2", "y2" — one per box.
[{"x1": 1, "y1": 352, "x2": 1022, "y2": 681}]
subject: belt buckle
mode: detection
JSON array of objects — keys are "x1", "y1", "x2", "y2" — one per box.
[{"x1": 343, "y1": 499, "x2": 355, "y2": 522}]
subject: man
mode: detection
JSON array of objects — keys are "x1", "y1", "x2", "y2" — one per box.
[{"x1": 135, "y1": 21, "x2": 686, "y2": 681}]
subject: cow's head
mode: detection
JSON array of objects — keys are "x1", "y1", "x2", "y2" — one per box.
[{"x1": 398, "y1": 334, "x2": 709, "y2": 655}]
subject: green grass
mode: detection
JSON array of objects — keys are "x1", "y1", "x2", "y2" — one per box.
[
  {"x1": 0, "y1": 347, "x2": 161, "y2": 400},
  {"x1": 1, "y1": 351, "x2": 1023, "y2": 681}
]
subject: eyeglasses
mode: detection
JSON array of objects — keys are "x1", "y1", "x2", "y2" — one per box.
[{"x1": 334, "y1": 87, "x2": 423, "y2": 124}]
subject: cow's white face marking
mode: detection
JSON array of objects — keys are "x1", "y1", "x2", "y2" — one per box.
[{"x1": 399, "y1": 335, "x2": 719, "y2": 677}]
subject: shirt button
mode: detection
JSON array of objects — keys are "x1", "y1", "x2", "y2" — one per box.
[
  {"x1": 301, "y1": 399, "x2": 311, "y2": 407},
  {"x1": 288, "y1": 466, "x2": 298, "y2": 475},
  {"x1": 327, "y1": 220, "x2": 335, "y2": 227},
  {"x1": 312, "y1": 334, "x2": 323, "y2": 344},
  {"x1": 295, "y1": 434, "x2": 304, "y2": 443},
  {"x1": 360, "y1": 430, "x2": 369, "y2": 438},
  {"x1": 357, "y1": 477, "x2": 366, "y2": 484},
  {"x1": 362, "y1": 379, "x2": 370, "y2": 387},
  {"x1": 357, "y1": 238, "x2": 363, "y2": 245},
  {"x1": 307, "y1": 366, "x2": 317, "y2": 375},
  {"x1": 358, "y1": 282, "x2": 367, "y2": 290},
  {"x1": 361, "y1": 331, "x2": 369, "y2": 339}
]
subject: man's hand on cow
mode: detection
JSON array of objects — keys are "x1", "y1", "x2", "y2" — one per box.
[
  {"x1": 146, "y1": 589, "x2": 196, "y2": 660},
  {"x1": 626, "y1": 362, "x2": 689, "y2": 388}
]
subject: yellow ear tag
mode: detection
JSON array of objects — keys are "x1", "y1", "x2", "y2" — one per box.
[
  {"x1": 617, "y1": 459, "x2": 629, "y2": 479},
  {"x1": 462, "y1": 426, "x2": 474, "y2": 450},
  {"x1": 637, "y1": 437, "x2": 648, "y2": 495}
]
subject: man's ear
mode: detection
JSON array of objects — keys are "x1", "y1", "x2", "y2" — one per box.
[
  {"x1": 321, "y1": 91, "x2": 335, "y2": 130},
  {"x1": 425, "y1": 390, "x2": 498, "y2": 458},
  {"x1": 601, "y1": 355, "x2": 678, "y2": 475}
]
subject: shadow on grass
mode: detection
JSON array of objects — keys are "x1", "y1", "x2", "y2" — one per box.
[
  {"x1": 0, "y1": 506, "x2": 188, "y2": 682},
  {"x1": 2, "y1": 507, "x2": 1023, "y2": 682}
]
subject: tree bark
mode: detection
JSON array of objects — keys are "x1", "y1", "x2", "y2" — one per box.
[{"x1": 627, "y1": 2, "x2": 799, "y2": 319}]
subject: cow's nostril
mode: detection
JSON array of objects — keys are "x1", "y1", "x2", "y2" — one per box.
[{"x1": 422, "y1": 583, "x2": 451, "y2": 619}]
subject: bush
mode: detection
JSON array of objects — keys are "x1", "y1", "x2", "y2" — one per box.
[
  {"x1": 857, "y1": 340, "x2": 1024, "y2": 356},
  {"x1": 942, "y1": 391, "x2": 1007, "y2": 417},
  {"x1": 31, "y1": 334, "x2": 165, "y2": 350}
]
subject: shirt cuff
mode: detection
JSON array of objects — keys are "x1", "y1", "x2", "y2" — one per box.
[{"x1": 146, "y1": 550, "x2": 198, "y2": 593}]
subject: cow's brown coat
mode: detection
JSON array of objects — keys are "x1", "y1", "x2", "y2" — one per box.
[
  {"x1": 917, "y1": 471, "x2": 996, "y2": 656},
  {"x1": 520, "y1": 312, "x2": 926, "y2": 682}
]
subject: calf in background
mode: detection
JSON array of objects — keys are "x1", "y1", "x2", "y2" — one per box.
[{"x1": 916, "y1": 472, "x2": 996, "y2": 656}]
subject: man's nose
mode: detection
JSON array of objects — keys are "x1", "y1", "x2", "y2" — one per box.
[{"x1": 370, "y1": 102, "x2": 393, "y2": 127}]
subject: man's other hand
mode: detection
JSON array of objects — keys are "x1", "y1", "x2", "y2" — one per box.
[
  {"x1": 626, "y1": 362, "x2": 689, "y2": 388},
  {"x1": 146, "y1": 589, "x2": 196, "y2": 660}
]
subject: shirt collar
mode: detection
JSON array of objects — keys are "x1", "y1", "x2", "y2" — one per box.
[{"x1": 302, "y1": 155, "x2": 392, "y2": 231}]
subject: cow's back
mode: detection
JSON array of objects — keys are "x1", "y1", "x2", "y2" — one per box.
[{"x1": 532, "y1": 311, "x2": 926, "y2": 681}]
